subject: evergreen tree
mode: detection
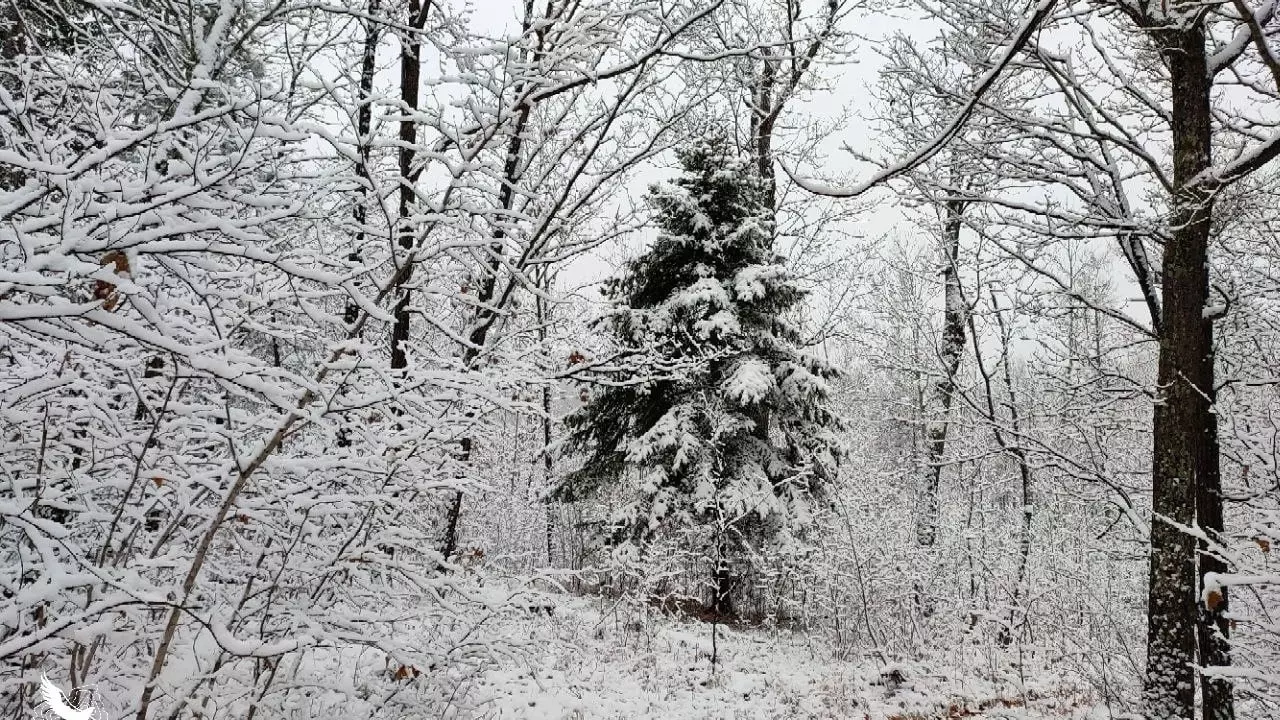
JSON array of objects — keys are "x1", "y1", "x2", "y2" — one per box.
[{"x1": 556, "y1": 138, "x2": 842, "y2": 616}]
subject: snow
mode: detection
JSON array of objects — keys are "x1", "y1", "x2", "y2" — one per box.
[
  {"x1": 734, "y1": 265, "x2": 786, "y2": 303},
  {"x1": 723, "y1": 358, "x2": 776, "y2": 405},
  {"x1": 352, "y1": 581, "x2": 1116, "y2": 719},
  {"x1": 671, "y1": 278, "x2": 731, "y2": 312}
]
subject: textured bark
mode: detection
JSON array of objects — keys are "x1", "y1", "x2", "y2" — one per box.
[
  {"x1": 390, "y1": 0, "x2": 426, "y2": 373},
  {"x1": 917, "y1": 199, "x2": 966, "y2": 547},
  {"x1": 542, "y1": 379, "x2": 556, "y2": 565},
  {"x1": 750, "y1": 47, "x2": 778, "y2": 212},
  {"x1": 536, "y1": 269, "x2": 557, "y2": 566},
  {"x1": 746, "y1": 0, "x2": 841, "y2": 219},
  {"x1": 1198, "y1": 403, "x2": 1233, "y2": 720},
  {"x1": 1143, "y1": 22, "x2": 1216, "y2": 720},
  {"x1": 336, "y1": 1, "x2": 381, "y2": 450},
  {"x1": 345, "y1": 0, "x2": 380, "y2": 329}
]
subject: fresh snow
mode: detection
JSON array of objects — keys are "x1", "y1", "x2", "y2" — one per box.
[{"x1": 388, "y1": 580, "x2": 1117, "y2": 719}]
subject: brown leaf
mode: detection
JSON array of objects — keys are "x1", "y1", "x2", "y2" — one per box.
[
  {"x1": 1206, "y1": 590, "x2": 1224, "y2": 611},
  {"x1": 94, "y1": 251, "x2": 132, "y2": 312},
  {"x1": 93, "y1": 280, "x2": 118, "y2": 310},
  {"x1": 102, "y1": 250, "x2": 130, "y2": 275},
  {"x1": 1257, "y1": 536, "x2": 1271, "y2": 553},
  {"x1": 152, "y1": 476, "x2": 165, "y2": 488}
]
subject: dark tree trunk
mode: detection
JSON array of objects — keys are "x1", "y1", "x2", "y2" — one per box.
[
  {"x1": 1144, "y1": 21, "x2": 1223, "y2": 720},
  {"x1": 750, "y1": 48, "x2": 778, "y2": 215},
  {"x1": 1198, "y1": 394, "x2": 1232, "y2": 720},
  {"x1": 712, "y1": 552, "x2": 734, "y2": 620},
  {"x1": 536, "y1": 268, "x2": 557, "y2": 566},
  {"x1": 390, "y1": 0, "x2": 426, "y2": 373},
  {"x1": 439, "y1": 100, "x2": 530, "y2": 560},
  {"x1": 345, "y1": 0, "x2": 380, "y2": 330}
]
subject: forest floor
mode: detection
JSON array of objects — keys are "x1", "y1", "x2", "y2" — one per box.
[{"x1": 427, "y1": 579, "x2": 1119, "y2": 720}]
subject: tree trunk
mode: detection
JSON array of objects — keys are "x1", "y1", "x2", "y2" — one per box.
[
  {"x1": 390, "y1": 0, "x2": 425, "y2": 374},
  {"x1": 1144, "y1": 21, "x2": 1221, "y2": 720},
  {"x1": 712, "y1": 550, "x2": 734, "y2": 620},
  {"x1": 441, "y1": 0, "x2": 543, "y2": 559},
  {"x1": 1198, "y1": 393, "x2": 1232, "y2": 720},
  {"x1": 750, "y1": 48, "x2": 778, "y2": 214},
  {"x1": 535, "y1": 268, "x2": 557, "y2": 566},
  {"x1": 345, "y1": 0, "x2": 380, "y2": 329},
  {"x1": 336, "y1": 0, "x2": 380, "y2": 450},
  {"x1": 917, "y1": 199, "x2": 966, "y2": 546}
]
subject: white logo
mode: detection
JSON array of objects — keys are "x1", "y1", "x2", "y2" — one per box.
[{"x1": 39, "y1": 675, "x2": 101, "y2": 720}]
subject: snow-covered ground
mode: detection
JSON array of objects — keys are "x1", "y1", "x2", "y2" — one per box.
[{"x1": 424, "y1": 587, "x2": 1117, "y2": 719}]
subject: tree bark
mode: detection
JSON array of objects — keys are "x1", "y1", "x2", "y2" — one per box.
[
  {"x1": 1198, "y1": 399, "x2": 1233, "y2": 720},
  {"x1": 1144, "y1": 20, "x2": 1221, "y2": 720},
  {"x1": 390, "y1": 0, "x2": 426, "y2": 374},
  {"x1": 336, "y1": 0, "x2": 381, "y2": 450},
  {"x1": 346, "y1": 0, "x2": 380, "y2": 330},
  {"x1": 917, "y1": 199, "x2": 966, "y2": 547},
  {"x1": 535, "y1": 267, "x2": 557, "y2": 566}
]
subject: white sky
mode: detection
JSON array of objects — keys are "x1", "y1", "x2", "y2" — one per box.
[{"x1": 424, "y1": 0, "x2": 1160, "y2": 350}]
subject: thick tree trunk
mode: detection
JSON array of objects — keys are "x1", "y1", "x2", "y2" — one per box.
[
  {"x1": 1144, "y1": 22, "x2": 1223, "y2": 720},
  {"x1": 750, "y1": 49, "x2": 778, "y2": 214},
  {"x1": 917, "y1": 199, "x2": 966, "y2": 546}
]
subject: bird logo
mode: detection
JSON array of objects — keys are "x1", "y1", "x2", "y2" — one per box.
[{"x1": 38, "y1": 675, "x2": 101, "y2": 720}]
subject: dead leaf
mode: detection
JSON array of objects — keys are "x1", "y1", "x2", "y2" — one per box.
[{"x1": 94, "y1": 251, "x2": 131, "y2": 312}]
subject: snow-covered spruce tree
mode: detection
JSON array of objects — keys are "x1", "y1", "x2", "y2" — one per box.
[{"x1": 557, "y1": 138, "x2": 842, "y2": 618}]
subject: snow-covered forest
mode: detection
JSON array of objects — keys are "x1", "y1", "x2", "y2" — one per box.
[{"x1": 3, "y1": 0, "x2": 1280, "y2": 717}]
